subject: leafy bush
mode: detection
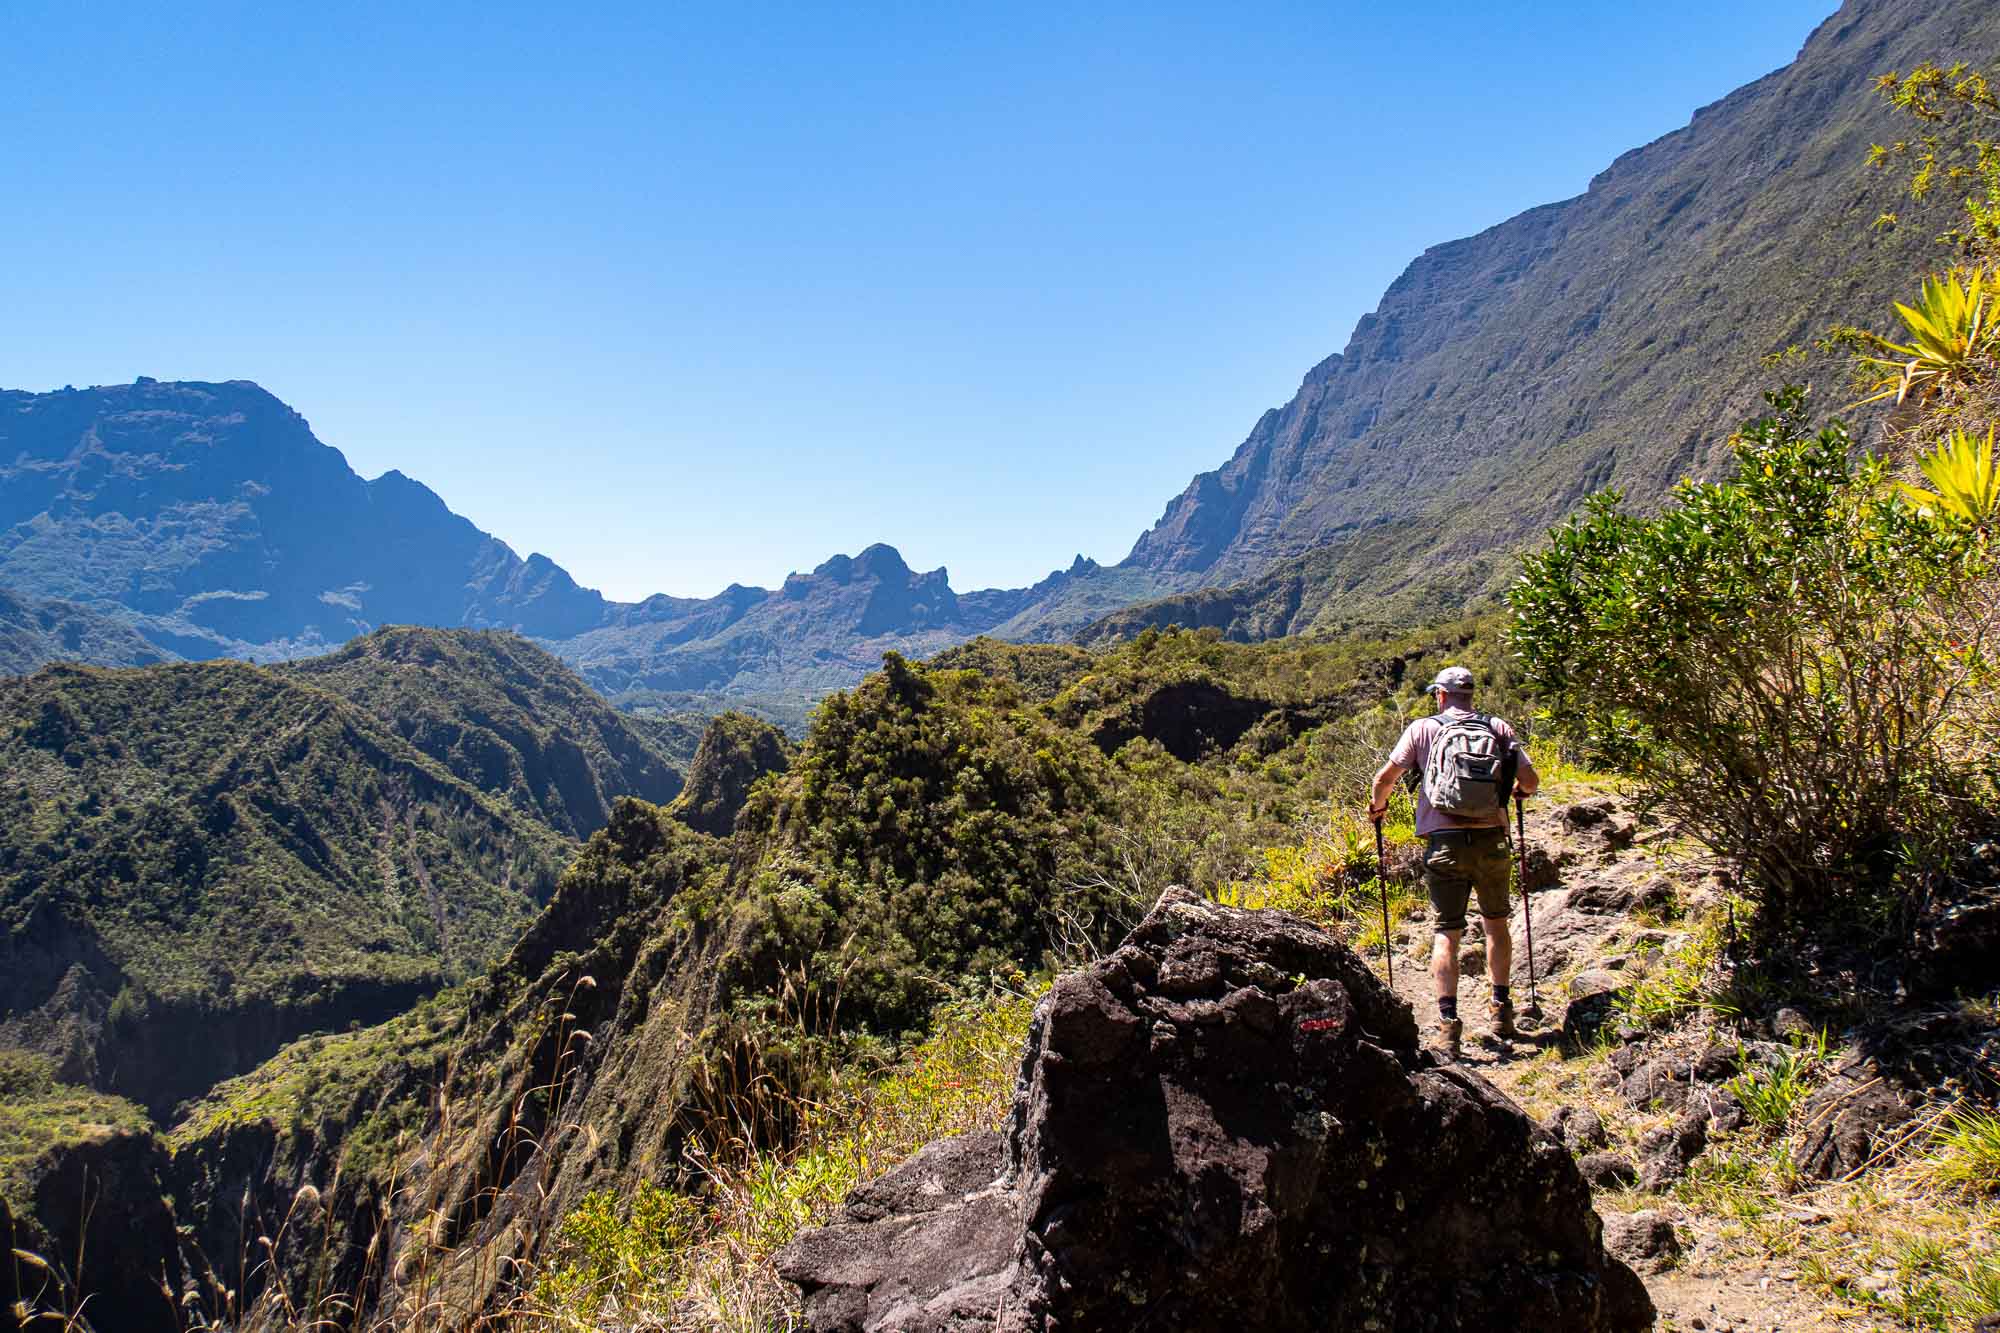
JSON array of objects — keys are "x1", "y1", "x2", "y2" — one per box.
[{"x1": 1510, "y1": 387, "x2": 1998, "y2": 933}]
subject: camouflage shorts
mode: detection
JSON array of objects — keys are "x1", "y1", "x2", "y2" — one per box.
[{"x1": 1423, "y1": 828, "x2": 1513, "y2": 933}]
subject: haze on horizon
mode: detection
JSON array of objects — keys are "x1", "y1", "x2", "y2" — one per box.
[{"x1": 2, "y1": 0, "x2": 1837, "y2": 603}]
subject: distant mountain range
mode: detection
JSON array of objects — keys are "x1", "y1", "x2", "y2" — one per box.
[
  {"x1": 3, "y1": 0, "x2": 1991, "y2": 695},
  {"x1": 0, "y1": 377, "x2": 1163, "y2": 704}
]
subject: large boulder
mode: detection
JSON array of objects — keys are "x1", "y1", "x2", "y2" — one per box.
[{"x1": 778, "y1": 887, "x2": 1653, "y2": 1332}]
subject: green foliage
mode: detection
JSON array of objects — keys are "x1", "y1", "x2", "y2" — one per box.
[
  {"x1": 1841, "y1": 268, "x2": 2000, "y2": 409},
  {"x1": 1728, "y1": 1033, "x2": 1829, "y2": 1131},
  {"x1": 0, "y1": 662, "x2": 567, "y2": 1011},
  {"x1": 1615, "y1": 907, "x2": 1739, "y2": 1028},
  {"x1": 0, "y1": 657, "x2": 573, "y2": 1119},
  {"x1": 0, "y1": 1047, "x2": 152, "y2": 1206},
  {"x1": 667, "y1": 711, "x2": 793, "y2": 837},
  {"x1": 1897, "y1": 424, "x2": 2000, "y2": 523},
  {"x1": 1869, "y1": 61, "x2": 2000, "y2": 254},
  {"x1": 167, "y1": 991, "x2": 465, "y2": 1153},
  {"x1": 738, "y1": 653, "x2": 1126, "y2": 1034},
  {"x1": 925, "y1": 636, "x2": 1096, "y2": 703},
  {"x1": 288, "y1": 626, "x2": 688, "y2": 838},
  {"x1": 1510, "y1": 387, "x2": 1997, "y2": 931},
  {"x1": 533, "y1": 1182, "x2": 705, "y2": 1319}
]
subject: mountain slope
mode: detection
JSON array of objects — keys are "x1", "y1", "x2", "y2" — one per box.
[
  {"x1": 1111, "y1": 0, "x2": 2000, "y2": 629},
  {"x1": 0, "y1": 586, "x2": 175, "y2": 674},
  {"x1": 0, "y1": 659, "x2": 571, "y2": 1115},
  {"x1": 0, "y1": 379, "x2": 607, "y2": 658},
  {"x1": 285, "y1": 626, "x2": 684, "y2": 837}
]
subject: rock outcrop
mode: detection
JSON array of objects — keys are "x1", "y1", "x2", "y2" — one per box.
[
  {"x1": 668, "y1": 711, "x2": 794, "y2": 836},
  {"x1": 778, "y1": 887, "x2": 1652, "y2": 1332}
]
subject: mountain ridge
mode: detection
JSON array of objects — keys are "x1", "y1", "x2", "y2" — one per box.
[
  {"x1": 1109, "y1": 0, "x2": 1998, "y2": 624},
  {"x1": 5, "y1": 0, "x2": 1994, "y2": 685},
  {"x1": 0, "y1": 378, "x2": 1132, "y2": 702}
]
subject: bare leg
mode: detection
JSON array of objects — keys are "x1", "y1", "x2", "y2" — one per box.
[
  {"x1": 1431, "y1": 928, "x2": 1462, "y2": 1007},
  {"x1": 1483, "y1": 917, "x2": 1513, "y2": 988}
]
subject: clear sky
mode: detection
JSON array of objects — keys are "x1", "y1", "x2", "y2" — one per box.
[{"x1": 2, "y1": 1, "x2": 1839, "y2": 602}]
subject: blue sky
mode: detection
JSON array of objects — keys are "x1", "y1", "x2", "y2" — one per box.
[{"x1": 2, "y1": 1, "x2": 1838, "y2": 601}]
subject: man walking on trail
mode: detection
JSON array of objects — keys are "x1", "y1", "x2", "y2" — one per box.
[{"x1": 1367, "y1": 666, "x2": 1538, "y2": 1060}]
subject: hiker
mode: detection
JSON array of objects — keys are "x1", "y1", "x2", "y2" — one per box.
[{"x1": 1366, "y1": 665, "x2": 1538, "y2": 1059}]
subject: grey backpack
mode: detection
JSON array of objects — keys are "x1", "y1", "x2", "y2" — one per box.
[{"x1": 1423, "y1": 713, "x2": 1506, "y2": 817}]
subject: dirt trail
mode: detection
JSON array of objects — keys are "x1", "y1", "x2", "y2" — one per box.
[{"x1": 1372, "y1": 788, "x2": 1859, "y2": 1333}]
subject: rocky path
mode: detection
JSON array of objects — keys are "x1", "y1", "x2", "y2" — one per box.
[{"x1": 1372, "y1": 787, "x2": 1861, "y2": 1333}]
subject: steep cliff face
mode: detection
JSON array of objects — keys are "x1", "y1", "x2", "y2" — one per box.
[
  {"x1": 1116, "y1": 0, "x2": 2000, "y2": 622},
  {"x1": 0, "y1": 380, "x2": 608, "y2": 656}
]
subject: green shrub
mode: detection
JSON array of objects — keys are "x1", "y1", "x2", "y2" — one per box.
[{"x1": 1510, "y1": 387, "x2": 1997, "y2": 934}]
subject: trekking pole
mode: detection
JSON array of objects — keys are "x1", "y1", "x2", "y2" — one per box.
[
  {"x1": 1515, "y1": 794, "x2": 1542, "y2": 1021},
  {"x1": 1373, "y1": 816, "x2": 1393, "y2": 989}
]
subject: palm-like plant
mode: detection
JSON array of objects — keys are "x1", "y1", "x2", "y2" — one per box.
[
  {"x1": 1853, "y1": 268, "x2": 2000, "y2": 407},
  {"x1": 1896, "y1": 423, "x2": 2000, "y2": 523}
]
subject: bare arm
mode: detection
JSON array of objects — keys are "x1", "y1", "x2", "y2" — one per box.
[
  {"x1": 1514, "y1": 751, "x2": 1540, "y2": 798},
  {"x1": 1367, "y1": 761, "x2": 1406, "y2": 823}
]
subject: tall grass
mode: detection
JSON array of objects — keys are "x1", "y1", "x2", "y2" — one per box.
[{"x1": 519, "y1": 982, "x2": 1043, "y2": 1330}]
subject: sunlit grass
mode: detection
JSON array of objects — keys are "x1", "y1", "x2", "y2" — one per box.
[{"x1": 522, "y1": 983, "x2": 1044, "y2": 1330}]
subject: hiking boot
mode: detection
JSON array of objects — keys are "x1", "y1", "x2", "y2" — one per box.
[
  {"x1": 1431, "y1": 1017, "x2": 1464, "y2": 1061},
  {"x1": 1491, "y1": 996, "x2": 1519, "y2": 1039}
]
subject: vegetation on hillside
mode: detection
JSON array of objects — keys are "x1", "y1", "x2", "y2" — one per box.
[
  {"x1": 287, "y1": 626, "x2": 685, "y2": 837},
  {"x1": 668, "y1": 711, "x2": 792, "y2": 837},
  {"x1": 0, "y1": 586, "x2": 173, "y2": 675},
  {"x1": 0, "y1": 659, "x2": 569, "y2": 1118},
  {"x1": 0, "y1": 661, "x2": 566, "y2": 1007},
  {"x1": 148, "y1": 614, "x2": 1531, "y2": 1327},
  {"x1": 1512, "y1": 62, "x2": 2000, "y2": 944}
]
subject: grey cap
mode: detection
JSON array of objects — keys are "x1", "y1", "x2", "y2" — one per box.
[{"x1": 1426, "y1": 665, "x2": 1475, "y2": 694}]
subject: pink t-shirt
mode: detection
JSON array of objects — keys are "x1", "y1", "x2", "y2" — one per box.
[{"x1": 1388, "y1": 707, "x2": 1527, "y2": 836}]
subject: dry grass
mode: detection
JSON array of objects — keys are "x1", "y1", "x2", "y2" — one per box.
[
  {"x1": 511, "y1": 982, "x2": 1042, "y2": 1332},
  {"x1": 1497, "y1": 1008, "x2": 2000, "y2": 1331}
]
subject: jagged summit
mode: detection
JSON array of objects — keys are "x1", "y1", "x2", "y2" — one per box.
[{"x1": 0, "y1": 380, "x2": 1085, "y2": 698}]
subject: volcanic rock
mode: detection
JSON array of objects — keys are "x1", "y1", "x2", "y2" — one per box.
[
  {"x1": 1602, "y1": 1210, "x2": 1682, "y2": 1273},
  {"x1": 1791, "y1": 1069, "x2": 1915, "y2": 1181},
  {"x1": 1577, "y1": 1152, "x2": 1641, "y2": 1191},
  {"x1": 778, "y1": 887, "x2": 1653, "y2": 1332},
  {"x1": 1563, "y1": 970, "x2": 1630, "y2": 1048},
  {"x1": 1547, "y1": 1105, "x2": 1609, "y2": 1154}
]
